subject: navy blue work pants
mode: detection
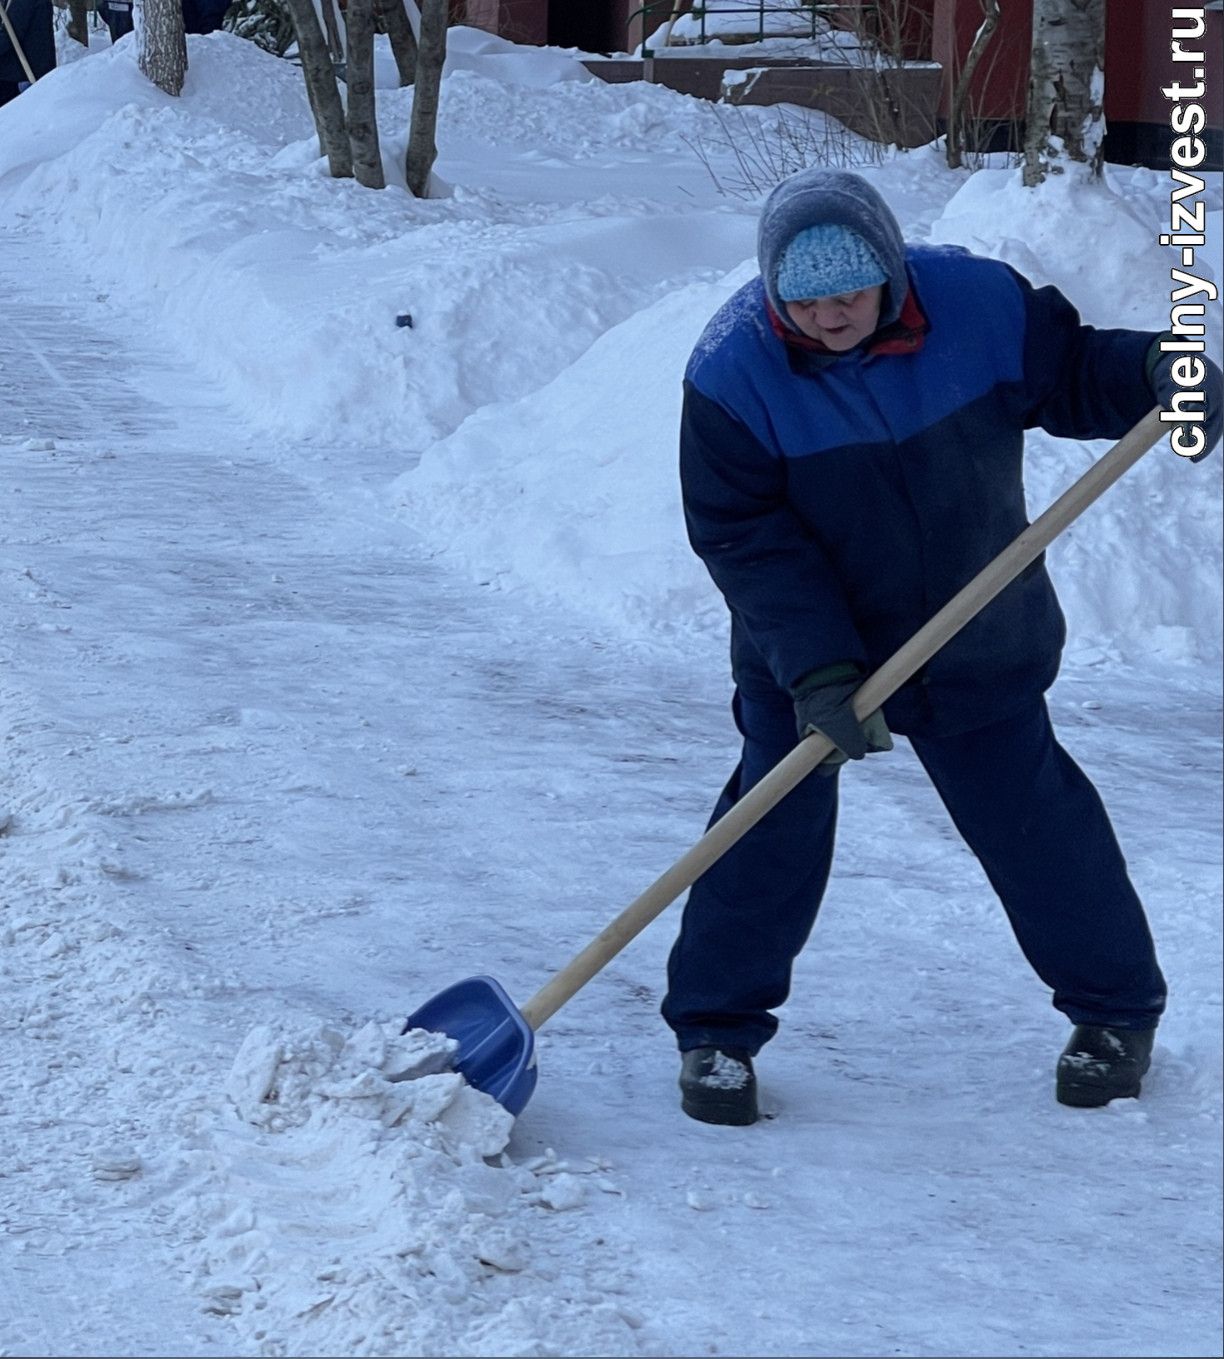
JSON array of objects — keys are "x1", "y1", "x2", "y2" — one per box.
[{"x1": 662, "y1": 690, "x2": 1167, "y2": 1053}]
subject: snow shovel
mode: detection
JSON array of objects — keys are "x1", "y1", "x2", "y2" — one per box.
[{"x1": 405, "y1": 409, "x2": 1168, "y2": 1116}]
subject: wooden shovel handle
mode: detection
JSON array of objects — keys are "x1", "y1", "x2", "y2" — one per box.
[{"x1": 520, "y1": 409, "x2": 1167, "y2": 1032}]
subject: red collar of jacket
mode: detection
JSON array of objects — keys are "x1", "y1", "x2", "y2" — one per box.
[{"x1": 766, "y1": 286, "x2": 929, "y2": 358}]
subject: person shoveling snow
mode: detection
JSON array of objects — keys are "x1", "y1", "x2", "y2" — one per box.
[{"x1": 662, "y1": 168, "x2": 1222, "y2": 1125}]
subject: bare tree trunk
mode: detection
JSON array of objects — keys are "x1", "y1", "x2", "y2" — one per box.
[
  {"x1": 283, "y1": 0, "x2": 353, "y2": 177},
  {"x1": 345, "y1": 0, "x2": 385, "y2": 188},
  {"x1": 405, "y1": 0, "x2": 446, "y2": 198},
  {"x1": 67, "y1": 0, "x2": 89, "y2": 46},
  {"x1": 946, "y1": 0, "x2": 1001, "y2": 169},
  {"x1": 1023, "y1": 0, "x2": 1105, "y2": 186},
  {"x1": 378, "y1": 0, "x2": 418, "y2": 86},
  {"x1": 136, "y1": 0, "x2": 187, "y2": 96}
]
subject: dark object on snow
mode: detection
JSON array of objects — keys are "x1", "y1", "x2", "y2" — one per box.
[
  {"x1": 0, "y1": 0, "x2": 55, "y2": 95},
  {"x1": 395, "y1": 313, "x2": 413, "y2": 329},
  {"x1": 1056, "y1": 1025, "x2": 1155, "y2": 1107},
  {"x1": 679, "y1": 1047, "x2": 758, "y2": 1126}
]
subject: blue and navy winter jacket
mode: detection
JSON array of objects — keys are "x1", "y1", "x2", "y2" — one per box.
[{"x1": 682, "y1": 171, "x2": 1160, "y2": 737}]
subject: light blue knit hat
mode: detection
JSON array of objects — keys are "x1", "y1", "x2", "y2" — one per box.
[{"x1": 776, "y1": 223, "x2": 888, "y2": 302}]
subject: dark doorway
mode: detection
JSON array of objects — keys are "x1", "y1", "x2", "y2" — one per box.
[{"x1": 548, "y1": 0, "x2": 621, "y2": 54}]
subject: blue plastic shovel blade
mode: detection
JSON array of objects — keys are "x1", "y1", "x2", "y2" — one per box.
[{"x1": 403, "y1": 975, "x2": 538, "y2": 1116}]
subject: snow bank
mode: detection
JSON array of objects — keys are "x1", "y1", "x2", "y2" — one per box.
[
  {"x1": 180, "y1": 1017, "x2": 641, "y2": 1355},
  {"x1": 401, "y1": 157, "x2": 1223, "y2": 663},
  {"x1": 0, "y1": 31, "x2": 753, "y2": 451},
  {"x1": 396, "y1": 264, "x2": 756, "y2": 641}
]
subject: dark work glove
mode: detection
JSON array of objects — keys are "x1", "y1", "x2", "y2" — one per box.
[
  {"x1": 1146, "y1": 337, "x2": 1223, "y2": 463},
  {"x1": 791, "y1": 662, "x2": 893, "y2": 777}
]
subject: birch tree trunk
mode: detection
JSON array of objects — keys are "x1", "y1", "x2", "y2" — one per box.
[
  {"x1": 404, "y1": 0, "x2": 446, "y2": 198},
  {"x1": 378, "y1": 0, "x2": 418, "y2": 86},
  {"x1": 283, "y1": 0, "x2": 353, "y2": 177},
  {"x1": 345, "y1": 0, "x2": 385, "y2": 188},
  {"x1": 136, "y1": 0, "x2": 187, "y2": 96},
  {"x1": 1023, "y1": 0, "x2": 1105, "y2": 186}
]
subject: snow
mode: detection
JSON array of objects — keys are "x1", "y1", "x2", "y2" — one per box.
[
  {"x1": 699, "y1": 1051, "x2": 753, "y2": 1090},
  {"x1": 1, "y1": 21, "x2": 1221, "y2": 1359}
]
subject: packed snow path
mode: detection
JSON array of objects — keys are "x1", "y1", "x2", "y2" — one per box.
[{"x1": 2, "y1": 229, "x2": 1221, "y2": 1357}]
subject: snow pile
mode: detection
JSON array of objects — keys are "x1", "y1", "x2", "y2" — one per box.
[
  {"x1": 177, "y1": 1018, "x2": 642, "y2": 1356},
  {"x1": 222, "y1": 1022, "x2": 479, "y2": 1137},
  {"x1": 396, "y1": 264, "x2": 756, "y2": 641},
  {"x1": 0, "y1": 30, "x2": 753, "y2": 452}
]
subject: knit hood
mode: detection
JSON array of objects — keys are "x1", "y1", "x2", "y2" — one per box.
[{"x1": 757, "y1": 170, "x2": 909, "y2": 336}]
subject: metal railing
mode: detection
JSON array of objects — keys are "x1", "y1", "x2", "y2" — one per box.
[{"x1": 631, "y1": 1, "x2": 873, "y2": 59}]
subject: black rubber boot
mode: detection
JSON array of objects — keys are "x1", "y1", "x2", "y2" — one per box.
[
  {"x1": 1056, "y1": 1025, "x2": 1155, "y2": 1107},
  {"x1": 679, "y1": 1047, "x2": 758, "y2": 1126}
]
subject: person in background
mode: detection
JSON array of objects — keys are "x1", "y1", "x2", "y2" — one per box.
[
  {"x1": 97, "y1": 0, "x2": 229, "y2": 46},
  {"x1": 0, "y1": 0, "x2": 54, "y2": 106},
  {"x1": 181, "y1": 0, "x2": 230, "y2": 33},
  {"x1": 96, "y1": 0, "x2": 134, "y2": 43},
  {"x1": 665, "y1": 166, "x2": 1222, "y2": 1127}
]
